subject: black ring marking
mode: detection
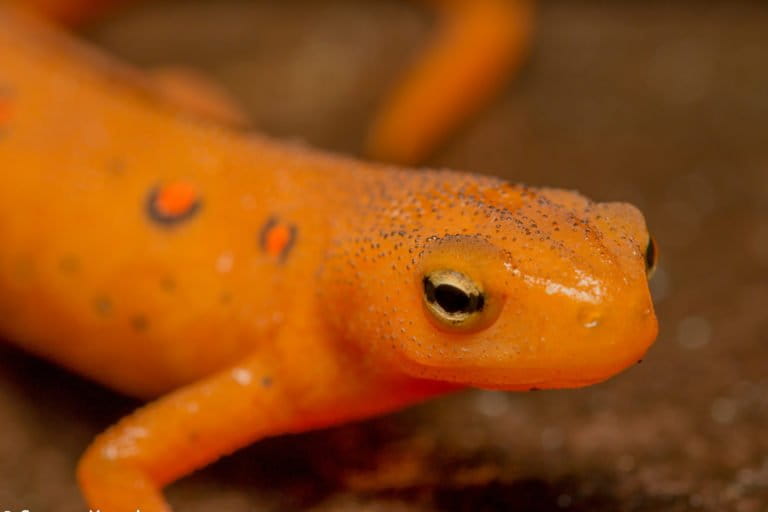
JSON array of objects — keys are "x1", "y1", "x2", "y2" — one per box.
[
  {"x1": 145, "y1": 185, "x2": 202, "y2": 227},
  {"x1": 258, "y1": 216, "x2": 298, "y2": 263}
]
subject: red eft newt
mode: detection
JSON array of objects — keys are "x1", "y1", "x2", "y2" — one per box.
[{"x1": 0, "y1": 4, "x2": 658, "y2": 512}]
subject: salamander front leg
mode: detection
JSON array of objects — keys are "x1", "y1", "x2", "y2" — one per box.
[{"x1": 77, "y1": 352, "x2": 297, "y2": 512}]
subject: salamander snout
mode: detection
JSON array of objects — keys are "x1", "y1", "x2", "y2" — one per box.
[
  {"x1": 321, "y1": 178, "x2": 659, "y2": 391},
  {"x1": 590, "y1": 200, "x2": 658, "y2": 282}
]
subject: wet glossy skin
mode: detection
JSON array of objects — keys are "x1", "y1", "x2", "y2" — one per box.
[
  {"x1": 320, "y1": 176, "x2": 657, "y2": 390},
  {"x1": 0, "y1": 7, "x2": 657, "y2": 512}
]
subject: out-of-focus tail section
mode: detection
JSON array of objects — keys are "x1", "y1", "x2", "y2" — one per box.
[
  {"x1": 19, "y1": 0, "x2": 534, "y2": 165},
  {"x1": 366, "y1": 0, "x2": 534, "y2": 165}
]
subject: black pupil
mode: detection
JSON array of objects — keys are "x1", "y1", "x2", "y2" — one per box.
[
  {"x1": 424, "y1": 278, "x2": 484, "y2": 314},
  {"x1": 645, "y1": 237, "x2": 657, "y2": 272}
]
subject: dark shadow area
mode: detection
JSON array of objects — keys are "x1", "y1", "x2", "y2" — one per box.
[{"x1": 0, "y1": 343, "x2": 138, "y2": 429}]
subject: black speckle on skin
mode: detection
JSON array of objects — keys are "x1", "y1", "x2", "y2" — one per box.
[
  {"x1": 94, "y1": 297, "x2": 112, "y2": 316},
  {"x1": 107, "y1": 158, "x2": 126, "y2": 176},
  {"x1": 159, "y1": 276, "x2": 177, "y2": 292},
  {"x1": 261, "y1": 376, "x2": 273, "y2": 388},
  {"x1": 131, "y1": 314, "x2": 149, "y2": 332},
  {"x1": 59, "y1": 255, "x2": 81, "y2": 274}
]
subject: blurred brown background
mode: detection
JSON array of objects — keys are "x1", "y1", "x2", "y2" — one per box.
[{"x1": 2, "y1": 0, "x2": 768, "y2": 510}]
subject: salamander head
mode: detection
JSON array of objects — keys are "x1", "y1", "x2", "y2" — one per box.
[{"x1": 323, "y1": 171, "x2": 658, "y2": 390}]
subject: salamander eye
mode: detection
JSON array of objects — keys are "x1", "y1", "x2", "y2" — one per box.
[
  {"x1": 423, "y1": 269, "x2": 486, "y2": 330},
  {"x1": 644, "y1": 235, "x2": 658, "y2": 279}
]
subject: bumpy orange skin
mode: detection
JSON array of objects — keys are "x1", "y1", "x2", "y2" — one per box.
[{"x1": 0, "y1": 8, "x2": 657, "y2": 512}]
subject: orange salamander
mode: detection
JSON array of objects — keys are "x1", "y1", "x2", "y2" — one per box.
[{"x1": 0, "y1": 5, "x2": 658, "y2": 512}]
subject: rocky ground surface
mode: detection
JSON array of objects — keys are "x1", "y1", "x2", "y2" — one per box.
[{"x1": 1, "y1": 1, "x2": 768, "y2": 510}]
